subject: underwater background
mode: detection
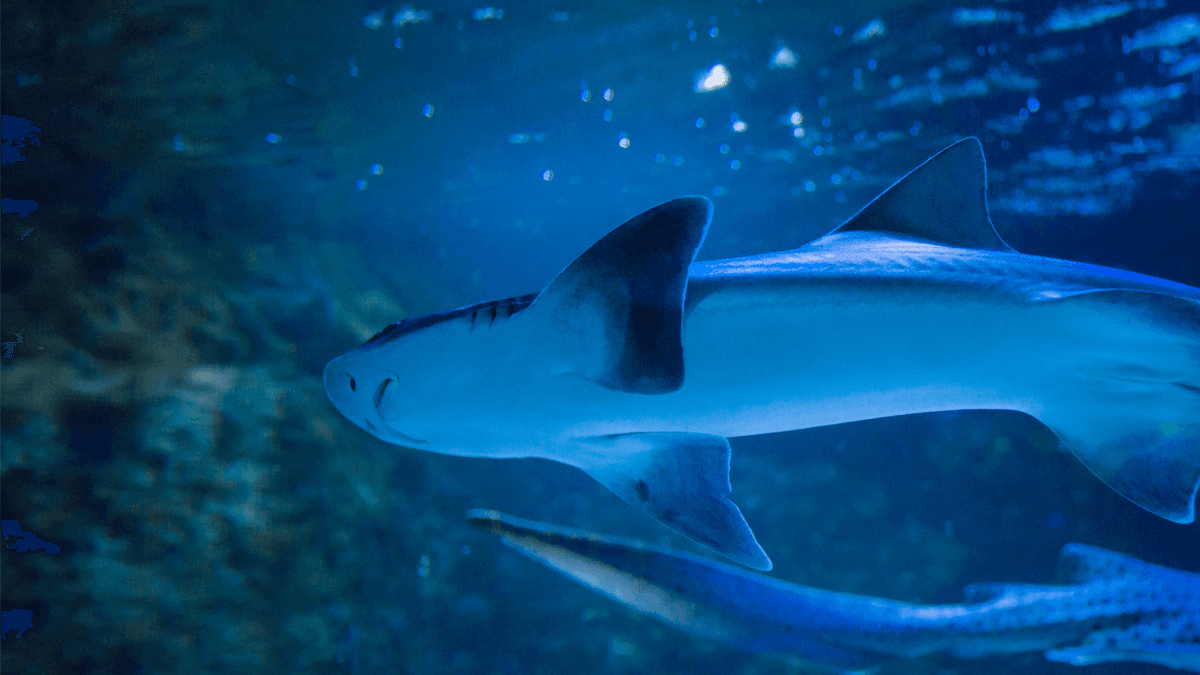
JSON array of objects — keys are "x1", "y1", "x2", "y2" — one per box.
[{"x1": 2, "y1": 0, "x2": 1199, "y2": 673}]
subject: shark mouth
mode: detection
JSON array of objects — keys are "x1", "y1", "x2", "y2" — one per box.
[
  {"x1": 361, "y1": 416, "x2": 428, "y2": 446},
  {"x1": 368, "y1": 375, "x2": 428, "y2": 445},
  {"x1": 372, "y1": 377, "x2": 393, "y2": 410}
]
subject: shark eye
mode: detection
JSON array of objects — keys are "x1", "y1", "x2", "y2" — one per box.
[{"x1": 349, "y1": 377, "x2": 357, "y2": 392}]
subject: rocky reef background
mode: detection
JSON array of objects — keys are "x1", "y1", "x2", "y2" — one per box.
[{"x1": 3, "y1": 0, "x2": 1198, "y2": 674}]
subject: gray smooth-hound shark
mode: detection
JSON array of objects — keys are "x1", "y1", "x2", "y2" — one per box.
[
  {"x1": 470, "y1": 510, "x2": 1200, "y2": 673},
  {"x1": 325, "y1": 137, "x2": 1200, "y2": 570}
]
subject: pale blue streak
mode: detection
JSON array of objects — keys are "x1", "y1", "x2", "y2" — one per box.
[{"x1": 470, "y1": 510, "x2": 1200, "y2": 674}]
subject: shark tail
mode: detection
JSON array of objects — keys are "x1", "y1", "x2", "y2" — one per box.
[{"x1": 1036, "y1": 290, "x2": 1200, "y2": 523}]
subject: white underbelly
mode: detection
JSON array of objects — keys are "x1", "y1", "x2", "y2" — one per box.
[
  {"x1": 428, "y1": 284, "x2": 1181, "y2": 459},
  {"x1": 555, "y1": 287, "x2": 1053, "y2": 439}
]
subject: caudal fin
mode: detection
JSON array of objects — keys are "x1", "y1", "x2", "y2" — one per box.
[
  {"x1": 1037, "y1": 291, "x2": 1200, "y2": 523},
  {"x1": 576, "y1": 432, "x2": 772, "y2": 570}
]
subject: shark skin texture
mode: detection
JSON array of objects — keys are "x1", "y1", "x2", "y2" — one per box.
[
  {"x1": 325, "y1": 137, "x2": 1200, "y2": 570},
  {"x1": 469, "y1": 510, "x2": 1200, "y2": 674}
]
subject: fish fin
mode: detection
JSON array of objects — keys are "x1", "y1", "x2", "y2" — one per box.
[
  {"x1": 1048, "y1": 547, "x2": 1200, "y2": 670},
  {"x1": 1046, "y1": 643, "x2": 1200, "y2": 670},
  {"x1": 1056, "y1": 544, "x2": 1161, "y2": 583},
  {"x1": 577, "y1": 432, "x2": 772, "y2": 570},
  {"x1": 1043, "y1": 402, "x2": 1199, "y2": 524},
  {"x1": 828, "y1": 137, "x2": 1014, "y2": 252},
  {"x1": 529, "y1": 197, "x2": 711, "y2": 394},
  {"x1": 1035, "y1": 292, "x2": 1200, "y2": 524}
]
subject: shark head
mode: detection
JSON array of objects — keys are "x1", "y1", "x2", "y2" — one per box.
[
  {"x1": 323, "y1": 196, "x2": 714, "y2": 455},
  {"x1": 323, "y1": 333, "x2": 430, "y2": 448},
  {"x1": 324, "y1": 293, "x2": 540, "y2": 450},
  {"x1": 320, "y1": 197, "x2": 780, "y2": 570}
]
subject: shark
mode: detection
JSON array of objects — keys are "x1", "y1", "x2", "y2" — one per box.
[
  {"x1": 324, "y1": 137, "x2": 1200, "y2": 570},
  {"x1": 469, "y1": 509, "x2": 1200, "y2": 674}
]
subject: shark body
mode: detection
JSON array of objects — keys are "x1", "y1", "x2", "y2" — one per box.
[
  {"x1": 325, "y1": 138, "x2": 1200, "y2": 569},
  {"x1": 469, "y1": 510, "x2": 1200, "y2": 674}
]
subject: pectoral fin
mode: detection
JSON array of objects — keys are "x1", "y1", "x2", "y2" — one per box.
[{"x1": 577, "y1": 432, "x2": 772, "y2": 570}]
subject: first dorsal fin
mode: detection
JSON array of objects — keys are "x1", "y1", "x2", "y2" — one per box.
[
  {"x1": 529, "y1": 197, "x2": 712, "y2": 394},
  {"x1": 831, "y1": 137, "x2": 1014, "y2": 252}
]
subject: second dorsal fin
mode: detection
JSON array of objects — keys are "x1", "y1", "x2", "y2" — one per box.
[{"x1": 831, "y1": 137, "x2": 1014, "y2": 252}]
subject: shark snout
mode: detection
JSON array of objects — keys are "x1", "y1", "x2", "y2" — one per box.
[
  {"x1": 322, "y1": 359, "x2": 353, "y2": 403},
  {"x1": 323, "y1": 357, "x2": 429, "y2": 447},
  {"x1": 322, "y1": 357, "x2": 369, "y2": 427}
]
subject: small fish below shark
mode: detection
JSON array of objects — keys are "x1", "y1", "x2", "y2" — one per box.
[
  {"x1": 325, "y1": 137, "x2": 1200, "y2": 570},
  {"x1": 469, "y1": 510, "x2": 1200, "y2": 674}
]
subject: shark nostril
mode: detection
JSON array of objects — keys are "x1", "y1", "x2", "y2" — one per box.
[{"x1": 349, "y1": 376, "x2": 356, "y2": 392}]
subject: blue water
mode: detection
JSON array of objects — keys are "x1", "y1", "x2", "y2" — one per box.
[{"x1": 2, "y1": 1, "x2": 1197, "y2": 673}]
